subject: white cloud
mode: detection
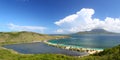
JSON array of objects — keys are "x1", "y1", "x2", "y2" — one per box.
[
  {"x1": 55, "y1": 8, "x2": 120, "y2": 33},
  {"x1": 55, "y1": 29, "x2": 64, "y2": 33},
  {"x1": 8, "y1": 23, "x2": 46, "y2": 33}
]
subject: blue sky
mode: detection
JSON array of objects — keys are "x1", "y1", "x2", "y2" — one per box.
[{"x1": 0, "y1": 0, "x2": 120, "y2": 34}]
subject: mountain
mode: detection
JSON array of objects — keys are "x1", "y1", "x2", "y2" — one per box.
[
  {"x1": 0, "y1": 31, "x2": 66, "y2": 45},
  {"x1": 90, "y1": 29, "x2": 108, "y2": 33},
  {"x1": 77, "y1": 29, "x2": 115, "y2": 34}
]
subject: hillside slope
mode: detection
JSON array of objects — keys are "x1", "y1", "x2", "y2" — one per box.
[
  {"x1": 81, "y1": 44, "x2": 120, "y2": 60},
  {"x1": 0, "y1": 31, "x2": 66, "y2": 45}
]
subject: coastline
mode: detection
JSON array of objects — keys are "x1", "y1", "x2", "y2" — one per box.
[
  {"x1": 1, "y1": 39, "x2": 101, "y2": 57},
  {"x1": 1, "y1": 35, "x2": 102, "y2": 57},
  {"x1": 44, "y1": 40, "x2": 103, "y2": 55},
  {"x1": 2, "y1": 42, "x2": 89, "y2": 56}
]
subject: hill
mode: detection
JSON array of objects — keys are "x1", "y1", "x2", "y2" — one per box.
[
  {"x1": 0, "y1": 31, "x2": 66, "y2": 45},
  {"x1": 77, "y1": 29, "x2": 115, "y2": 34},
  {"x1": 79, "y1": 44, "x2": 120, "y2": 60}
]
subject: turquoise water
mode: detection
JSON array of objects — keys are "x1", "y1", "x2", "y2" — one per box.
[{"x1": 49, "y1": 34, "x2": 120, "y2": 49}]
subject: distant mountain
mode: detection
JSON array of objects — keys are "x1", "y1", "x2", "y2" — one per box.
[{"x1": 77, "y1": 29, "x2": 115, "y2": 34}]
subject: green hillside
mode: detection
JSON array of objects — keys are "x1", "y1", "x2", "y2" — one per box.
[
  {"x1": 80, "y1": 44, "x2": 120, "y2": 60},
  {"x1": 0, "y1": 31, "x2": 66, "y2": 45}
]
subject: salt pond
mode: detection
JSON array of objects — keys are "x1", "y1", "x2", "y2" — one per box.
[{"x1": 3, "y1": 42, "x2": 88, "y2": 56}]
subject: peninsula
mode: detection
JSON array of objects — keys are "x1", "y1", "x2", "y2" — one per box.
[{"x1": 0, "y1": 31, "x2": 67, "y2": 45}]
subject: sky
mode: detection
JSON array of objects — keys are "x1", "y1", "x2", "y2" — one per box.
[{"x1": 0, "y1": 0, "x2": 120, "y2": 34}]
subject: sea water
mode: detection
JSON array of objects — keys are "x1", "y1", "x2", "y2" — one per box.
[{"x1": 49, "y1": 34, "x2": 120, "y2": 50}]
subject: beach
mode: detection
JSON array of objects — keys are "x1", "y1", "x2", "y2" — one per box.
[{"x1": 44, "y1": 40, "x2": 103, "y2": 55}]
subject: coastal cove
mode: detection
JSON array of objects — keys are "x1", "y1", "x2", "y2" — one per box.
[
  {"x1": 48, "y1": 34, "x2": 120, "y2": 54},
  {"x1": 2, "y1": 33, "x2": 120, "y2": 56}
]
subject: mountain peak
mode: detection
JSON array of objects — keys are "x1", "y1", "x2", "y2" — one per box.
[
  {"x1": 77, "y1": 29, "x2": 114, "y2": 34},
  {"x1": 90, "y1": 29, "x2": 107, "y2": 33}
]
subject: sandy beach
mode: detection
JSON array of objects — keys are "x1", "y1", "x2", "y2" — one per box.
[{"x1": 44, "y1": 41, "x2": 103, "y2": 55}]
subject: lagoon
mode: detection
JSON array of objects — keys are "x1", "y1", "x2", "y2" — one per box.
[{"x1": 3, "y1": 42, "x2": 88, "y2": 56}]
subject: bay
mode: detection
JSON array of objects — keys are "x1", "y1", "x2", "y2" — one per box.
[{"x1": 49, "y1": 34, "x2": 120, "y2": 49}]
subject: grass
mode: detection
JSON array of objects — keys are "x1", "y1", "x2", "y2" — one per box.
[
  {"x1": 0, "y1": 31, "x2": 67, "y2": 45},
  {"x1": 0, "y1": 47, "x2": 80, "y2": 60}
]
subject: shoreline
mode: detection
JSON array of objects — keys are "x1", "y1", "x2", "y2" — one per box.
[
  {"x1": 1, "y1": 37, "x2": 103, "y2": 57},
  {"x1": 44, "y1": 40, "x2": 103, "y2": 54},
  {"x1": 1, "y1": 42, "x2": 89, "y2": 57}
]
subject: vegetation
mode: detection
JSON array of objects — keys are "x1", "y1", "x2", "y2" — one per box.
[
  {"x1": 0, "y1": 31, "x2": 120, "y2": 60},
  {"x1": 92, "y1": 44, "x2": 120, "y2": 60},
  {"x1": 0, "y1": 44, "x2": 120, "y2": 60},
  {"x1": 0, "y1": 47, "x2": 79, "y2": 60},
  {"x1": 0, "y1": 31, "x2": 67, "y2": 45},
  {"x1": 79, "y1": 45, "x2": 120, "y2": 60}
]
